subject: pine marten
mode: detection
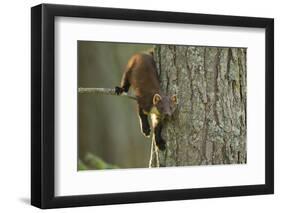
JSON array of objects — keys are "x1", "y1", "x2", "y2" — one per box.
[{"x1": 115, "y1": 52, "x2": 177, "y2": 150}]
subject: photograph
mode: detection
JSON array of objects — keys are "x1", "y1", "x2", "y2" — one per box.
[
  {"x1": 78, "y1": 41, "x2": 247, "y2": 170},
  {"x1": 30, "y1": 3, "x2": 274, "y2": 209}
]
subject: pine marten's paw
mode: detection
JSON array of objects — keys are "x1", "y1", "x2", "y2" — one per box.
[
  {"x1": 141, "y1": 127, "x2": 151, "y2": 138},
  {"x1": 115, "y1": 86, "x2": 123, "y2": 95},
  {"x1": 156, "y1": 139, "x2": 166, "y2": 151}
]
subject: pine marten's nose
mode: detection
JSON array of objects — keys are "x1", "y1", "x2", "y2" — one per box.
[{"x1": 164, "y1": 112, "x2": 172, "y2": 117}]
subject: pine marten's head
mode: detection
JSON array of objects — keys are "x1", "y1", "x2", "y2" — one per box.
[{"x1": 152, "y1": 94, "x2": 177, "y2": 118}]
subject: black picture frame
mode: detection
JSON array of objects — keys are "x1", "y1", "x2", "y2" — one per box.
[{"x1": 31, "y1": 3, "x2": 274, "y2": 209}]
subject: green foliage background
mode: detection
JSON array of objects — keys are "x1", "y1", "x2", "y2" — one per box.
[{"x1": 78, "y1": 41, "x2": 153, "y2": 170}]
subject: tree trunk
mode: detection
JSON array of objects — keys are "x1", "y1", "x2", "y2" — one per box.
[{"x1": 150, "y1": 45, "x2": 247, "y2": 167}]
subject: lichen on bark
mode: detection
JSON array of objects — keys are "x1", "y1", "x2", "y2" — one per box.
[{"x1": 151, "y1": 45, "x2": 247, "y2": 167}]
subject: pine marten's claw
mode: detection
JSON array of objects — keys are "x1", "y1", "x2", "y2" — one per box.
[{"x1": 115, "y1": 86, "x2": 123, "y2": 95}]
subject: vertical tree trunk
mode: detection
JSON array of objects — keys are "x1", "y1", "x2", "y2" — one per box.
[{"x1": 151, "y1": 45, "x2": 247, "y2": 167}]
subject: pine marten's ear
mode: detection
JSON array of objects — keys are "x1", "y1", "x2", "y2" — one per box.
[
  {"x1": 153, "y1": 94, "x2": 162, "y2": 105},
  {"x1": 171, "y1": 95, "x2": 177, "y2": 104}
]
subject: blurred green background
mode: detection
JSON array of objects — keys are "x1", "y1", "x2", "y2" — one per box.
[{"x1": 78, "y1": 41, "x2": 153, "y2": 170}]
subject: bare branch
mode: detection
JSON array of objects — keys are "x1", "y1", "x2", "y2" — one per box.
[
  {"x1": 78, "y1": 87, "x2": 137, "y2": 100},
  {"x1": 149, "y1": 135, "x2": 160, "y2": 168}
]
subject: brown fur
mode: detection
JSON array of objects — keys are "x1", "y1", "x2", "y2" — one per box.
[{"x1": 124, "y1": 53, "x2": 159, "y2": 112}]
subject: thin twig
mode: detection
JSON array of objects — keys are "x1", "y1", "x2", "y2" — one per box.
[
  {"x1": 149, "y1": 134, "x2": 160, "y2": 168},
  {"x1": 78, "y1": 87, "x2": 137, "y2": 100}
]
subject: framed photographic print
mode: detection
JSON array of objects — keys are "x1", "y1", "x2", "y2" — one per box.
[{"x1": 31, "y1": 3, "x2": 274, "y2": 209}]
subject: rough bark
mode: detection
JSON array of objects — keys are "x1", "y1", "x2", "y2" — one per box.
[{"x1": 151, "y1": 45, "x2": 247, "y2": 167}]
